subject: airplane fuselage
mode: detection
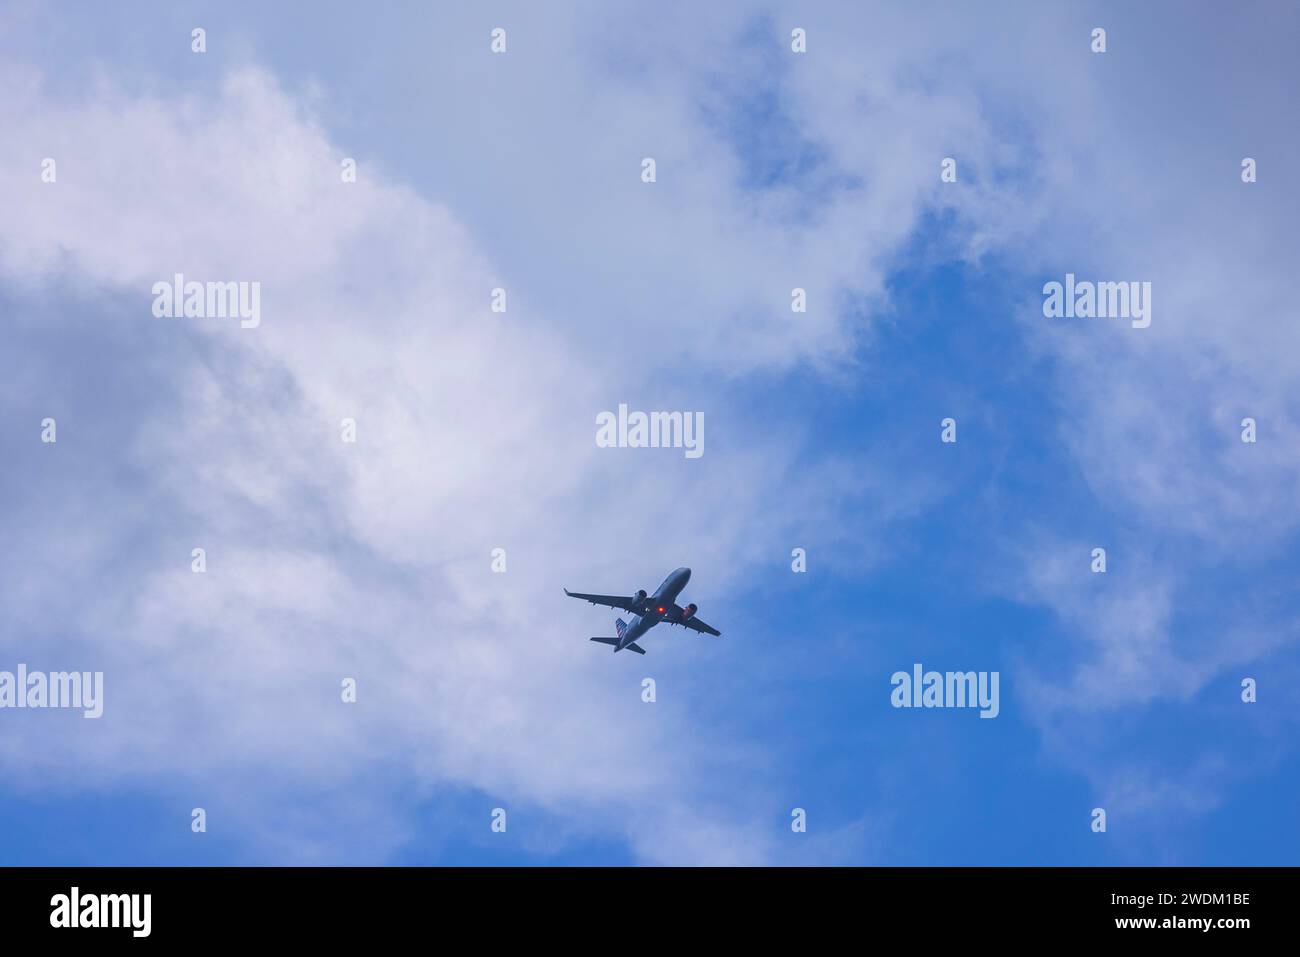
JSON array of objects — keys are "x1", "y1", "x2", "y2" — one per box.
[{"x1": 617, "y1": 566, "x2": 691, "y2": 651}]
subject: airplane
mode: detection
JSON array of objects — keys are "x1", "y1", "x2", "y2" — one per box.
[{"x1": 564, "y1": 566, "x2": 721, "y2": 655}]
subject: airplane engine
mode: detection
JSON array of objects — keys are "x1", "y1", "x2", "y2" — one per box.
[
  {"x1": 682, "y1": 603, "x2": 697, "y2": 620},
  {"x1": 633, "y1": 589, "x2": 647, "y2": 605}
]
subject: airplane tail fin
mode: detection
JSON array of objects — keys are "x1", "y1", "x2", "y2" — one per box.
[{"x1": 615, "y1": 618, "x2": 628, "y2": 640}]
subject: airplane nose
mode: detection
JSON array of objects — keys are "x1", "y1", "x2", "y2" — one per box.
[{"x1": 681, "y1": 567, "x2": 691, "y2": 582}]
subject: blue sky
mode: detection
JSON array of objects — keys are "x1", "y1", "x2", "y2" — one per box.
[{"x1": 1, "y1": 1, "x2": 1297, "y2": 865}]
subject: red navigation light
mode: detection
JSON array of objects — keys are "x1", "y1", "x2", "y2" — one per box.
[{"x1": 657, "y1": 606, "x2": 665, "y2": 613}]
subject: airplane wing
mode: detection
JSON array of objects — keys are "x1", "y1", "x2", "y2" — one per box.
[
  {"x1": 563, "y1": 589, "x2": 639, "y2": 613},
  {"x1": 678, "y1": 616, "x2": 721, "y2": 637},
  {"x1": 662, "y1": 604, "x2": 722, "y2": 636}
]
